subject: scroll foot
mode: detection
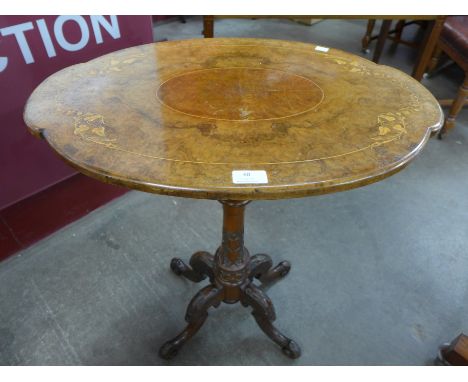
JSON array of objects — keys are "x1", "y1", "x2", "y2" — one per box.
[
  {"x1": 159, "y1": 319, "x2": 207, "y2": 360},
  {"x1": 259, "y1": 261, "x2": 291, "y2": 287},
  {"x1": 248, "y1": 253, "x2": 273, "y2": 280},
  {"x1": 170, "y1": 251, "x2": 214, "y2": 283},
  {"x1": 242, "y1": 284, "x2": 301, "y2": 359},
  {"x1": 281, "y1": 339, "x2": 302, "y2": 359}
]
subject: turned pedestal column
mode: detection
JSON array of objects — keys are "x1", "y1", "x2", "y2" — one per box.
[{"x1": 159, "y1": 200, "x2": 300, "y2": 359}]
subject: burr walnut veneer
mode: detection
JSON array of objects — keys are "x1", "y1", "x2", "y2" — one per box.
[{"x1": 24, "y1": 38, "x2": 443, "y2": 360}]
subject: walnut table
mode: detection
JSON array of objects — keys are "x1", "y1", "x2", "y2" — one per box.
[{"x1": 24, "y1": 38, "x2": 443, "y2": 360}]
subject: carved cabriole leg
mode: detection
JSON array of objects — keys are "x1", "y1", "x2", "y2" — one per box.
[
  {"x1": 248, "y1": 253, "x2": 273, "y2": 280},
  {"x1": 159, "y1": 285, "x2": 223, "y2": 359},
  {"x1": 160, "y1": 200, "x2": 300, "y2": 359},
  {"x1": 170, "y1": 251, "x2": 214, "y2": 282},
  {"x1": 248, "y1": 255, "x2": 291, "y2": 288},
  {"x1": 241, "y1": 284, "x2": 301, "y2": 359},
  {"x1": 258, "y1": 261, "x2": 291, "y2": 287}
]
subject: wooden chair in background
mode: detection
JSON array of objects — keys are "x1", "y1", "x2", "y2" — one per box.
[
  {"x1": 361, "y1": 19, "x2": 427, "y2": 61},
  {"x1": 203, "y1": 16, "x2": 445, "y2": 81},
  {"x1": 426, "y1": 16, "x2": 468, "y2": 138},
  {"x1": 436, "y1": 333, "x2": 468, "y2": 366}
]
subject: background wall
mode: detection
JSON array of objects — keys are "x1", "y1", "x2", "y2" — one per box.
[{"x1": 0, "y1": 15, "x2": 154, "y2": 260}]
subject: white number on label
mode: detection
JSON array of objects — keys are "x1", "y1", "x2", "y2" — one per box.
[
  {"x1": 232, "y1": 170, "x2": 268, "y2": 184},
  {"x1": 315, "y1": 45, "x2": 329, "y2": 52}
]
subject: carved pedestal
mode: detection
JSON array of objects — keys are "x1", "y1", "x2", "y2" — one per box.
[{"x1": 159, "y1": 200, "x2": 300, "y2": 360}]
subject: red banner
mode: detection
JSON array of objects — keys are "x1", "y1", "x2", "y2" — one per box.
[{"x1": 0, "y1": 16, "x2": 153, "y2": 210}]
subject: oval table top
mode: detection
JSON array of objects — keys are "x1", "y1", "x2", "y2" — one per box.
[{"x1": 24, "y1": 38, "x2": 443, "y2": 200}]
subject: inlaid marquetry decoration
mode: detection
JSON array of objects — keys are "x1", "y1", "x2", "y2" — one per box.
[
  {"x1": 24, "y1": 38, "x2": 443, "y2": 200},
  {"x1": 69, "y1": 111, "x2": 116, "y2": 147}
]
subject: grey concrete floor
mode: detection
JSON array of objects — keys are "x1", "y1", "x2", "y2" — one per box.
[{"x1": 1, "y1": 17, "x2": 468, "y2": 366}]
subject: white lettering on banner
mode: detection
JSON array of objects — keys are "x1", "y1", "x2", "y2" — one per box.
[
  {"x1": 0, "y1": 16, "x2": 121, "y2": 72},
  {"x1": 54, "y1": 16, "x2": 90, "y2": 52},
  {"x1": 36, "y1": 19, "x2": 57, "y2": 58},
  {"x1": 0, "y1": 22, "x2": 35, "y2": 63},
  {"x1": 0, "y1": 56, "x2": 6, "y2": 72},
  {"x1": 91, "y1": 15, "x2": 120, "y2": 44},
  {"x1": 0, "y1": 38, "x2": 7, "y2": 71}
]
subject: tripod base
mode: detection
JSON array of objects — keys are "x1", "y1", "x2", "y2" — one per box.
[
  {"x1": 159, "y1": 251, "x2": 300, "y2": 360},
  {"x1": 159, "y1": 200, "x2": 300, "y2": 360}
]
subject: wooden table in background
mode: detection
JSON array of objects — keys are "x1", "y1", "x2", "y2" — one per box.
[
  {"x1": 24, "y1": 38, "x2": 442, "y2": 360},
  {"x1": 202, "y1": 16, "x2": 446, "y2": 81}
]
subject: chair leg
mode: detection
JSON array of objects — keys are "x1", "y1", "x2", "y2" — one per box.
[
  {"x1": 427, "y1": 44, "x2": 443, "y2": 75},
  {"x1": 394, "y1": 19, "x2": 406, "y2": 43},
  {"x1": 373, "y1": 20, "x2": 392, "y2": 63},
  {"x1": 362, "y1": 19, "x2": 376, "y2": 53},
  {"x1": 203, "y1": 15, "x2": 214, "y2": 38},
  {"x1": 440, "y1": 73, "x2": 468, "y2": 137}
]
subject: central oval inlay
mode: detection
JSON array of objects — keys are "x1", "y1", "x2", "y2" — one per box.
[{"x1": 157, "y1": 67, "x2": 324, "y2": 121}]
